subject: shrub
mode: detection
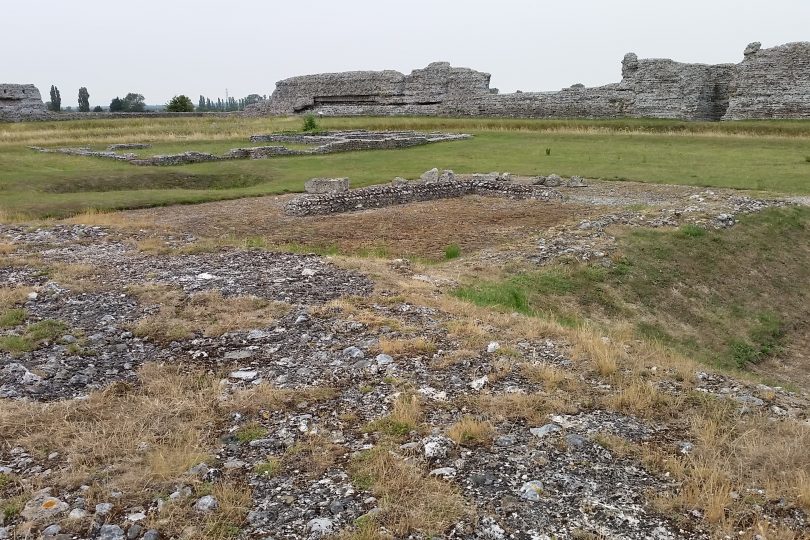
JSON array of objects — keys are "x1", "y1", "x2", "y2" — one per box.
[
  {"x1": 302, "y1": 114, "x2": 319, "y2": 132},
  {"x1": 545, "y1": 148, "x2": 551, "y2": 156},
  {"x1": 444, "y1": 244, "x2": 461, "y2": 260},
  {"x1": 92, "y1": 105, "x2": 103, "y2": 112},
  {"x1": 166, "y1": 95, "x2": 194, "y2": 113}
]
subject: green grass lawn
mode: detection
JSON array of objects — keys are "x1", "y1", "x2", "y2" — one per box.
[{"x1": 2, "y1": 116, "x2": 810, "y2": 218}]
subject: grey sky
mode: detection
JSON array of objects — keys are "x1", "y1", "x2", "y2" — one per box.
[{"x1": 3, "y1": 0, "x2": 809, "y2": 107}]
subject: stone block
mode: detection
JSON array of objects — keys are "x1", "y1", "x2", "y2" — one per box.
[{"x1": 305, "y1": 177, "x2": 350, "y2": 194}]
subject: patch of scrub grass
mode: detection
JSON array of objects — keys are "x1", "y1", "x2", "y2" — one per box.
[
  {"x1": 348, "y1": 445, "x2": 468, "y2": 536},
  {"x1": 444, "y1": 244, "x2": 461, "y2": 260},
  {"x1": 0, "y1": 318, "x2": 67, "y2": 354},
  {"x1": 726, "y1": 312, "x2": 784, "y2": 369},
  {"x1": 365, "y1": 393, "x2": 422, "y2": 438},
  {"x1": 26, "y1": 319, "x2": 68, "y2": 341},
  {"x1": 447, "y1": 416, "x2": 494, "y2": 446},
  {"x1": 0, "y1": 308, "x2": 26, "y2": 328},
  {"x1": 454, "y1": 265, "x2": 620, "y2": 319},
  {"x1": 678, "y1": 223, "x2": 707, "y2": 238},
  {"x1": 254, "y1": 458, "x2": 281, "y2": 477},
  {"x1": 234, "y1": 423, "x2": 269, "y2": 443}
]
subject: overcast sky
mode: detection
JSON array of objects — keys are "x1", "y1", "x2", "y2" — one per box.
[{"x1": 3, "y1": 0, "x2": 809, "y2": 106}]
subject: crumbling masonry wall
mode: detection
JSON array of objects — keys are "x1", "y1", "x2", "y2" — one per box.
[
  {"x1": 0, "y1": 84, "x2": 48, "y2": 121},
  {"x1": 245, "y1": 42, "x2": 810, "y2": 121}
]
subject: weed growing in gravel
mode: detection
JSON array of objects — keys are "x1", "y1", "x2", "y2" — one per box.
[
  {"x1": 234, "y1": 423, "x2": 269, "y2": 443},
  {"x1": 0, "y1": 319, "x2": 67, "y2": 354},
  {"x1": 0, "y1": 308, "x2": 26, "y2": 328},
  {"x1": 254, "y1": 458, "x2": 281, "y2": 477},
  {"x1": 447, "y1": 416, "x2": 494, "y2": 446},
  {"x1": 366, "y1": 393, "x2": 422, "y2": 437},
  {"x1": 444, "y1": 244, "x2": 461, "y2": 260}
]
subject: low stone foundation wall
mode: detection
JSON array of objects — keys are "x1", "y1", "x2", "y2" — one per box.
[
  {"x1": 284, "y1": 179, "x2": 563, "y2": 216},
  {"x1": 29, "y1": 130, "x2": 469, "y2": 167}
]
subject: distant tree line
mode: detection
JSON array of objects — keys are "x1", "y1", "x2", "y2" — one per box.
[
  {"x1": 196, "y1": 94, "x2": 265, "y2": 112},
  {"x1": 44, "y1": 84, "x2": 266, "y2": 113}
]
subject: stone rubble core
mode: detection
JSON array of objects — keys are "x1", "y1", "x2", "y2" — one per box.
[
  {"x1": 0, "y1": 84, "x2": 48, "y2": 122},
  {"x1": 284, "y1": 175, "x2": 569, "y2": 216},
  {"x1": 244, "y1": 42, "x2": 810, "y2": 121},
  {"x1": 27, "y1": 130, "x2": 470, "y2": 166}
]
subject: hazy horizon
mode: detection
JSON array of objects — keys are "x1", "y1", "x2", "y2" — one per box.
[{"x1": 2, "y1": 0, "x2": 809, "y2": 107}]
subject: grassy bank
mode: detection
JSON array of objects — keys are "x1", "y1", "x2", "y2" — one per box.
[{"x1": 455, "y1": 207, "x2": 810, "y2": 373}]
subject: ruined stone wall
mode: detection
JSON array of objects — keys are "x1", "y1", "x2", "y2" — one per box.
[
  {"x1": 284, "y1": 180, "x2": 562, "y2": 217},
  {"x1": 247, "y1": 42, "x2": 810, "y2": 121},
  {"x1": 724, "y1": 42, "x2": 810, "y2": 120},
  {"x1": 0, "y1": 84, "x2": 48, "y2": 121}
]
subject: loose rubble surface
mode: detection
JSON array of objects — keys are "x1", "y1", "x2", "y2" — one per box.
[{"x1": 1, "y1": 177, "x2": 809, "y2": 540}]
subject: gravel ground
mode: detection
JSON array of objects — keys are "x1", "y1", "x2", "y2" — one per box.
[{"x1": 1, "y1": 178, "x2": 808, "y2": 540}]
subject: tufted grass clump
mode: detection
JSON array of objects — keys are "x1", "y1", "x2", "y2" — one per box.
[
  {"x1": 0, "y1": 318, "x2": 67, "y2": 354},
  {"x1": 447, "y1": 416, "x2": 494, "y2": 446},
  {"x1": 0, "y1": 308, "x2": 26, "y2": 328},
  {"x1": 234, "y1": 422, "x2": 269, "y2": 443},
  {"x1": 254, "y1": 458, "x2": 281, "y2": 477},
  {"x1": 444, "y1": 243, "x2": 461, "y2": 260}
]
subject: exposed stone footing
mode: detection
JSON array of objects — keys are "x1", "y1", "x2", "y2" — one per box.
[{"x1": 284, "y1": 180, "x2": 563, "y2": 216}]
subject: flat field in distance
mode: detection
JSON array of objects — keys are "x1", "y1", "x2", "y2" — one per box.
[{"x1": 1, "y1": 116, "x2": 810, "y2": 218}]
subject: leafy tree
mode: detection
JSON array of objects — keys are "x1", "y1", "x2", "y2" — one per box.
[
  {"x1": 244, "y1": 94, "x2": 262, "y2": 107},
  {"x1": 122, "y1": 93, "x2": 145, "y2": 112},
  {"x1": 198, "y1": 95, "x2": 206, "y2": 111},
  {"x1": 49, "y1": 85, "x2": 61, "y2": 112},
  {"x1": 78, "y1": 87, "x2": 90, "y2": 112},
  {"x1": 109, "y1": 97, "x2": 124, "y2": 112},
  {"x1": 166, "y1": 95, "x2": 194, "y2": 112},
  {"x1": 92, "y1": 105, "x2": 103, "y2": 112}
]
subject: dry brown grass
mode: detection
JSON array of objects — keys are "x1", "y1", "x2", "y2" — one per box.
[
  {"x1": 64, "y1": 208, "x2": 153, "y2": 229},
  {"x1": 573, "y1": 328, "x2": 622, "y2": 377},
  {"x1": 379, "y1": 337, "x2": 437, "y2": 357},
  {"x1": 520, "y1": 362, "x2": 571, "y2": 390},
  {"x1": 0, "y1": 242, "x2": 15, "y2": 254},
  {"x1": 604, "y1": 379, "x2": 681, "y2": 418},
  {"x1": 650, "y1": 400, "x2": 810, "y2": 534},
  {"x1": 0, "y1": 364, "x2": 220, "y2": 505},
  {"x1": 49, "y1": 263, "x2": 103, "y2": 293},
  {"x1": 349, "y1": 446, "x2": 469, "y2": 536},
  {"x1": 447, "y1": 416, "x2": 494, "y2": 446},
  {"x1": 128, "y1": 284, "x2": 291, "y2": 342},
  {"x1": 283, "y1": 435, "x2": 345, "y2": 479},
  {"x1": 311, "y1": 297, "x2": 404, "y2": 330},
  {"x1": 225, "y1": 384, "x2": 336, "y2": 416},
  {"x1": 432, "y1": 348, "x2": 477, "y2": 369},
  {"x1": 146, "y1": 481, "x2": 251, "y2": 540},
  {"x1": 475, "y1": 392, "x2": 577, "y2": 424},
  {"x1": 366, "y1": 393, "x2": 424, "y2": 438},
  {"x1": 0, "y1": 286, "x2": 30, "y2": 308}
]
